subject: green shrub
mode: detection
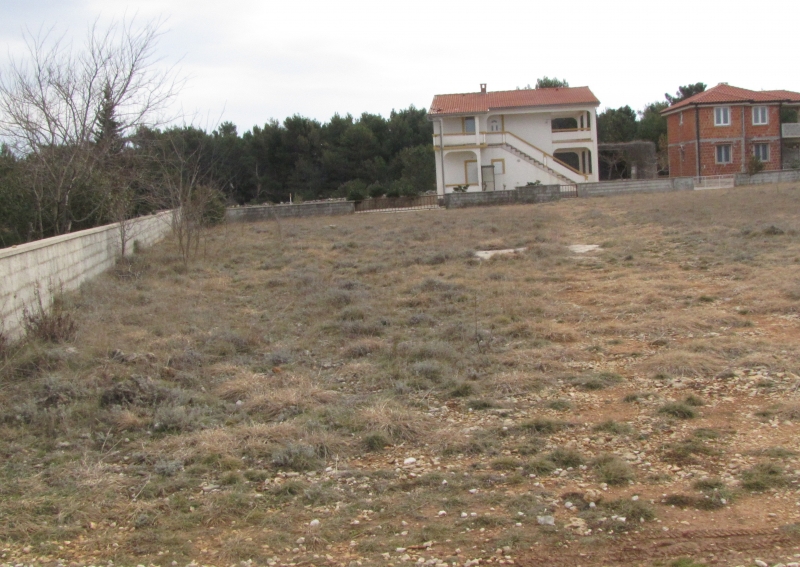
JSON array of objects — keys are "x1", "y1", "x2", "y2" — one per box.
[
  {"x1": 389, "y1": 178, "x2": 416, "y2": 197},
  {"x1": 342, "y1": 179, "x2": 368, "y2": 201},
  {"x1": 367, "y1": 183, "x2": 386, "y2": 198},
  {"x1": 747, "y1": 155, "x2": 765, "y2": 175}
]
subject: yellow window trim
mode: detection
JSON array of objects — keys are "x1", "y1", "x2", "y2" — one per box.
[
  {"x1": 461, "y1": 117, "x2": 477, "y2": 134},
  {"x1": 490, "y1": 158, "x2": 505, "y2": 174}
]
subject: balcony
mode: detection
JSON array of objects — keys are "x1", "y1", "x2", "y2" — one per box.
[
  {"x1": 783, "y1": 123, "x2": 800, "y2": 139},
  {"x1": 433, "y1": 133, "x2": 482, "y2": 147},
  {"x1": 552, "y1": 128, "x2": 593, "y2": 144}
]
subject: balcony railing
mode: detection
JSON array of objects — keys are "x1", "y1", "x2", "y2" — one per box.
[
  {"x1": 783, "y1": 123, "x2": 800, "y2": 139},
  {"x1": 552, "y1": 128, "x2": 593, "y2": 143}
]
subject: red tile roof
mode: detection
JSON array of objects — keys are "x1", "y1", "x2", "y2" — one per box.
[
  {"x1": 428, "y1": 86, "x2": 600, "y2": 116},
  {"x1": 662, "y1": 83, "x2": 800, "y2": 114}
]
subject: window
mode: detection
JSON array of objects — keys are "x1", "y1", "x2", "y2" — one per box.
[
  {"x1": 489, "y1": 118, "x2": 500, "y2": 132},
  {"x1": 753, "y1": 106, "x2": 768, "y2": 125},
  {"x1": 463, "y1": 117, "x2": 476, "y2": 134},
  {"x1": 715, "y1": 144, "x2": 732, "y2": 164},
  {"x1": 753, "y1": 143, "x2": 769, "y2": 161},
  {"x1": 679, "y1": 112, "x2": 684, "y2": 125},
  {"x1": 491, "y1": 159, "x2": 505, "y2": 175},
  {"x1": 714, "y1": 107, "x2": 730, "y2": 126},
  {"x1": 465, "y1": 160, "x2": 478, "y2": 184}
]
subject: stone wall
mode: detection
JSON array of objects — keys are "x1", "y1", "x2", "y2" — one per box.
[
  {"x1": 225, "y1": 201, "x2": 354, "y2": 222},
  {"x1": 0, "y1": 210, "x2": 175, "y2": 341}
]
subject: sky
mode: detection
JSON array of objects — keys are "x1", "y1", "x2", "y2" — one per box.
[{"x1": 2, "y1": 0, "x2": 799, "y2": 133}]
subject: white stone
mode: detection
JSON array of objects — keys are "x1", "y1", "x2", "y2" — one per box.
[
  {"x1": 568, "y1": 244, "x2": 601, "y2": 254},
  {"x1": 474, "y1": 247, "x2": 527, "y2": 260},
  {"x1": 537, "y1": 515, "x2": 555, "y2": 526}
]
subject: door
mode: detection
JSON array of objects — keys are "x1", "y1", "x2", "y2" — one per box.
[{"x1": 481, "y1": 165, "x2": 495, "y2": 192}]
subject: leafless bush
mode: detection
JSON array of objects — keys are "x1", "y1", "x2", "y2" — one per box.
[{"x1": 22, "y1": 287, "x2": 77, "y2": 343}]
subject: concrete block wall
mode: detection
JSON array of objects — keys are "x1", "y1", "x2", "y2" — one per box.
[
  {"x1": 577, "y1": 178, "x2": 694, "y2": 197},
  {"x1": 226, "y1": 201, "x2": 354, "y2": 222},
  {"x1": 516, "y1": 185, "x2": 562, "y2": 203},
  {"x1": 0, "y1": 210, "x2": 174, "y2": 341},
  {"x1": 444, "y1": 185, "x2": 561, "y2": 208},
  {"x1": 735, "y1": 169, "x2": 800, "y2": 186}
]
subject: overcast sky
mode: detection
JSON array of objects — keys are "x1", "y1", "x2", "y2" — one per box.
[{"x1": 2, "y1": 0, "x2": 799, "y2": 133}]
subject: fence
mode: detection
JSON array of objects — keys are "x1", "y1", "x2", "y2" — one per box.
[
  {"x1": 559, "y1": 184, "x2": 578, "y2": 198},
  {"x1": 695, "y1": 175, "x2": 735, "y2": 190},
  {"x1": 354, "y1": 194, "x2": 440, "y2": 213}
]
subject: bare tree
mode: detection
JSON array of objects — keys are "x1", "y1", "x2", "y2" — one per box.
[
  {"x1": 143, "y1": 128, "x2": 222, "y2": 265},
  {"x1": 0, "y1": 18, "x2": 182, "y2": 238}
]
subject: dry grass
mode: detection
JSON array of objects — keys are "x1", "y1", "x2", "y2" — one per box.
[{"x1": 3, "y1": 183, "x2": 800, "y2": 566}]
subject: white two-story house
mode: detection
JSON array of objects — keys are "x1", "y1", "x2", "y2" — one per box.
[{"x1": 428, "y1": 84, "x2": 600, "y2": 194}]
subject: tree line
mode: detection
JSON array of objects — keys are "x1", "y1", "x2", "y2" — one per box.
[
  {"x1": 0, "y1": 20, "x2": 435, "y2": 249},
  {"x1": 0, "y1": 19, "x2": 741, "y2": 250}
]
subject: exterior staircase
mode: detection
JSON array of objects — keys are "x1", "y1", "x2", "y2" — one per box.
[{"x1": 498, "y1": 143, "x2": 581, "y2": 185}]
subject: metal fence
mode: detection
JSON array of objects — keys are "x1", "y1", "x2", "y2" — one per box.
[
  {"x1": 694, "y1": 175, "x2": 735, "y2": 190},
  {"x1": 354, "y1": 194, "x2": 441, "y2": 213},
  {"x1": 559, "y1": 184, "x2": 578, "y2": 198}
]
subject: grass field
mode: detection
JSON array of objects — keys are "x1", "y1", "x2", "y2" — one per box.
[{"x1": 3, "y1": 184, "x2": 800, "y2": 567}]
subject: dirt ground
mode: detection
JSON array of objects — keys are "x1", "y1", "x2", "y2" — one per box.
[{"x1": 2, "y1": 184, "x2": 800, "y2": 567}]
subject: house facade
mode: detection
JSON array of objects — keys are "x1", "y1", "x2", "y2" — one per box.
[
  {"x1": 661, "y1": 83, "x2": 800, "y2": 177},
  {"x1": 428, "y1": 85, "x2": 600, "y2": 195}
]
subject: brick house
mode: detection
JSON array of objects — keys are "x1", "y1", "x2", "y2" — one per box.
[{"x1": 661, "y1": 83, "x2": 800, "y2": 177}]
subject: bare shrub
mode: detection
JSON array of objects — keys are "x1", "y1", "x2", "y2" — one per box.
[
  {"x1": 152, "y1": 404, "x2": 206, "y2": 433},
  {"x1": 22, "y1": 288, "x2": 77, "y2": 343},
  {"x1": 271, "y1": 443, "x2": 321, "y2": 471},
  {"x1": 356, "y1": 400, "x2": 424, "y2": 443},
  {"x1": 344, "y1": 339, "x2": 382, "y2": 358},
  {"x1": 638, "y1": 351, "x2": 723, "y2": 378}
]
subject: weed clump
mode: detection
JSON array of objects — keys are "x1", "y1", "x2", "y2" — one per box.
[
  {"x1": 363, "y1": 432, "x2": 389, "y2": 452},
  {"x1": 524, "y1": 458, "x2": 556, "y2": 476},
  {"x1": 593, "y1": 420, "x2": 634, "y2": 435},
  {"x1": 547, "y1": 399, "x2": 572, "y2": 412},
  {"x1": 740, "y1": 462, "x2": 787, "y2": 491},
  {"x1": 271, "y1": 443, "x2": 322, "y2": 471},
  {"x1": 658, "y1": 402, "x2": 697, "y2": 419},
  {"x1": 592, "y1": 454, "x2": 634, "y2": 485},
  {"x1": 570, "y1": 372, "x2": 622, "y2": 391},
  {"x1": 520, "y1": 418, "x2": 570, "y2": 434},
  {"x1": 548, "y1": 448, "x2": 583, "y2": 468}
]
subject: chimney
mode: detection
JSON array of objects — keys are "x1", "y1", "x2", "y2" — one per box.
[{"x1": 480, "y1": 83, "x2": 487, "y2": 94}]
